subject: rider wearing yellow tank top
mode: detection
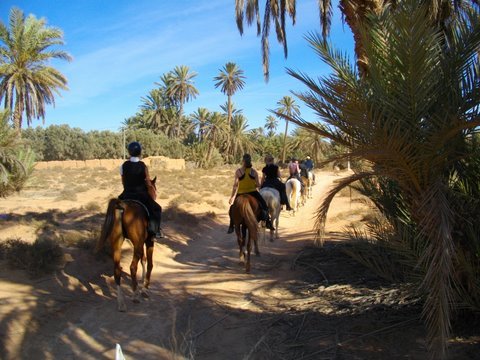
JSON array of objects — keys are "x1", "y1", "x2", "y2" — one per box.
[
  {"x1": 227, "y1": 154, "x2": 275, "y2": 234},
  {"x1": 237, "y1": 167, "x2": 257, "y2": 194}
]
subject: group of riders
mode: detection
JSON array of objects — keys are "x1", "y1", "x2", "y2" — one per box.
[{"x1": 118, "y1": 142, "x2": 315, "y2": 239}]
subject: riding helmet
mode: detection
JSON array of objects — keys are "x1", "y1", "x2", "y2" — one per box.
[{"x1": 127, "y1": 141, "x2": 142, "y2": 157}]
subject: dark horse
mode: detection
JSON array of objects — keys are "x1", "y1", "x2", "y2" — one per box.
[
  {"x1": 96, "y1": 178, "x2": 157, "y2": 312},
  {"x1": 232, "y1": 194, "x2": 261, "y2": 273}
]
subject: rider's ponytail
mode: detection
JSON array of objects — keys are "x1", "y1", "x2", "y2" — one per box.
[{"x1": 243, "y1": 153, "x2": 252, "y2": 168}]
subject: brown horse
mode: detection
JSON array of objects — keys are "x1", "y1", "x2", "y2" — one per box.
[
  {"x1": 232, "y1": 194, "x2": 260, "y2": 273},
  {"x1": 96, "y1": 179, "x2": 157, "y2": 312}
]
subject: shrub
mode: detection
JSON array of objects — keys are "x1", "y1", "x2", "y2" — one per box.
[{"x1": 1, "y1": 237, "x2": 63, "y2": 276}]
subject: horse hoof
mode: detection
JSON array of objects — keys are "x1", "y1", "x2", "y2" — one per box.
[
  {"x1": 255, "y1": 252, "x2": 261, "y2": 257},
  {"x1": 118, "y1": 304, "x2": 127, "y2": 312},
  {"x1": 132, "y1": 297, "x2": 140, "y2": 304},
  {"x1": 141, "y1": 290, "x2": 150, "y2": 298}
]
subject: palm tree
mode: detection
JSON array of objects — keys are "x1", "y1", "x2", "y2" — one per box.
[
  {"x1": 264, "y1": 115, "x2": 278, "y2": 137},
  {"x1": 0, "y1": 110, "x2": 34, "y2": 196},
  {"x1": 140, "y1": 88, "x2": 177, "y2": 137},
  {"x1": 275, "y1": 2, "x2": 480, "y2": 358},
  {"x1": 190, "y1": 107, "x2": 210, "y2": 142},
  {"x1": 234, "y1": 0, "x2": 470, "y2": 78},
  {"x1": 203, "y1": 111, "x2": 228, "y2": 164},
  {"x1": 291, "y1": 127, "x2": 329, "y2": 163},
  {"x1": 229, "y1": 114, "x2": 256, "y2": 162},
  {"x1": 276, "y1": 95, "x2": 300, "y2": 164},
  {"x1": 164, "y1": 65, "x2": 198, "y2": 137},
  {"x1": 214, "y1": 62, "x2": 246, "y2": 129},
  {"x1": 0, "y1": 7, "x2": 72, "y2": 133}
]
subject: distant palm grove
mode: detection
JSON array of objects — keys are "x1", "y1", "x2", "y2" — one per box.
[{"x1": 21, "y1": 63, "x2": 330, "y2": 166}]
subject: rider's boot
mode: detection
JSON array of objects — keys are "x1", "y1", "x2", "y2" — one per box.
[
  {"x1": 149, "y1": 220, "x2": 164, "y2": 239},
  {"x1": 263, "y1": 209, "x2": 275, "y2": 231},
  {"x1": 156, "y1": 227, "x2": 165, "y2": 239}
]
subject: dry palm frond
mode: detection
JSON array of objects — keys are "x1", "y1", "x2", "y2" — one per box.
[{"x1": 314, "y1": 171, "x2": 374, "y2": 246}]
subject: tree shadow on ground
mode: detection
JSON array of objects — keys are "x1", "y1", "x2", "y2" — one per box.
[{"x1": 0, "y1": 207, "x2": 479, "y2": 359}]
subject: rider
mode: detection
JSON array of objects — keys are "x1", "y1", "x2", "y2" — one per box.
[
  {"x1": 227, "y1": 154, "x2": 275, "y2": 234},
  {"x1": 304, "y1": 155, "x2": 316, "y2": 184},
  {"x1": 288, "y1": 157, "x2": 305, "y2": 192},
  {"x1": 261, "y1": 154, "x2": 292, "y2": 211},
  {"x1": 299, "y1": 160, "x2": 309, "y2": 179},
  {"x1": 119, "y1": 141, "x2": 164, "y2": 239}
]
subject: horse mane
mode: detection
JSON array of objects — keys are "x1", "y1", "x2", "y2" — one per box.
[{"x1": 96, "y1": 198, "x2": 123, "y2": 254}]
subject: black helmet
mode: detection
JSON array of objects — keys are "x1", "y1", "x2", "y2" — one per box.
[{"x1": 127, "y1": 141, "x2": 142, "y2": 157}]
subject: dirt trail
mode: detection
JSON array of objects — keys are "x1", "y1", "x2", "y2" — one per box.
[{"x1": 1, "y1": 172, "x2": 348, "y2": 360}]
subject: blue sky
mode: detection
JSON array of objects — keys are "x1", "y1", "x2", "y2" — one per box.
[{"x1": 0, "y1": 0, "x2": 354, "y2": 133}]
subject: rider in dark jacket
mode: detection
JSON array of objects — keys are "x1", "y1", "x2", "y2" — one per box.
[
  {"x1": 261, "y1": 155, "x2": 292, "y2": 211},
  {"x1": 119, "y1": 142, "x2": 164, "y2": 239},
  {"x1": 304, "y1": 156, "x2": 316, "y2": 184}
]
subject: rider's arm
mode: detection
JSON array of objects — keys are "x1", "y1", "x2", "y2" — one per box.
[
  {"x1": 229, "y1": 170, "x2": 240, "y2": 204},
  {"x1": 260, "y1": 170, "x2": 266, "y2": 186},
  {"x1": 144, "y1": 166, "x2": 157, "y2": 200},
  {"x1": 254, "y1": 169, "x2": 261, "y2": 189}
]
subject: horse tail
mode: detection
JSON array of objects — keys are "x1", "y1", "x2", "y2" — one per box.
[
  {"x1": 96, "y1": 198, "x2": 123, "y2": 254},
  {"x1": 241, "y1": 197, "x2": 258, "y2": 237}
]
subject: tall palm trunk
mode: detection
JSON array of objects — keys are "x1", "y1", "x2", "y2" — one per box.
[
  {"x1": 177, "y1": 101, "x2": 184, "y2": 137},
  {"x1": 339, "y1": 0, "x2": 383, "y2": 75},
  {"x1": 281, "y1": 119, "x2": 289, "y2": 164},
  {"x1": 206, "y1": 130, "x2": 216, "y2": 164},
  {"x1": 13, "y1": 97, "x2": 24, "y2": 135},
  {"x1": 226, "y1": 95, "x2": 232, "y2": 161}
]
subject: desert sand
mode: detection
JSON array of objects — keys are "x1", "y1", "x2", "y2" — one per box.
[{"x1": 0, "y1": 167, "x2": 477, "y2": 359}]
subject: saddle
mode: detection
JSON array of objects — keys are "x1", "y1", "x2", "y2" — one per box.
[{"x1": 120, "y1": 199, "x2": 150, "y2": 218}]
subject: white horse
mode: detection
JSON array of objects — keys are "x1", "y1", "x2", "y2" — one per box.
[
  {"x1": 286, "y1": 178, "x2": 301, "y2": 215},
  {"x1": 260, "y1": 187, "x2": 281, "y2": 241}
]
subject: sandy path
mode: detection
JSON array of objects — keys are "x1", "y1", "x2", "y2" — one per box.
[{"x1": 0, "y1": 172, "x2": 352, "y2": 359}]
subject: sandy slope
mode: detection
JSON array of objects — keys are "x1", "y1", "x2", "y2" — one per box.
[{"x1": 0, "y1": 171, "x2": 361, "y2": 360}]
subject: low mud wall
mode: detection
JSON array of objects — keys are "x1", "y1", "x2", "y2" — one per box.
[{"x1": 34, "y1": 156, "x2": 185, "y2": 171}]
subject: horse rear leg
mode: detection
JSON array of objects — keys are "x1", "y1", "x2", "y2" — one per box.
[
  {"x1": 274, "y1": 212, "x2": 280, "y2": 240},
  {"x1": 131, "y1": 244, "x2": 144, "y2": 303},
  {"x1": 236, "y1": 224, "x2": 245, "y2": 264},
  {"x1": 141, "y1": 240, "x2": 154, "y2": 298},
  {"x1": 112, "y1": 236, "x2": 127, "y2": 312},
  {"x1": 245, "y1": 234, "x2": 252, "y2": 273}
]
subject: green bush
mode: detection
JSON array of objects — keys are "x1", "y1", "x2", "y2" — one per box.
[{"x1": 0, "y1": 111, "x2": 35, "y2": 197}]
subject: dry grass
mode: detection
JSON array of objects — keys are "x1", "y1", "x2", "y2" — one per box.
[
  {"x1": 55, "y1": 188, "x2": 78, "y2": 201},
  {"x1": 59, "y1": 230, "x2": 99, "y2": 250},
  {"x1": 83, "y1": 201, "x2": 102, "y2": 212},
  {"x1": 0, "y1": 237, "x2": 63, "y2": 276},
  {"x1": 169, "y1": 193, "x2": 202, "y2": 208},
  {"x1": 205, "y1": 199, "x2": 226, "y2": 209}
]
